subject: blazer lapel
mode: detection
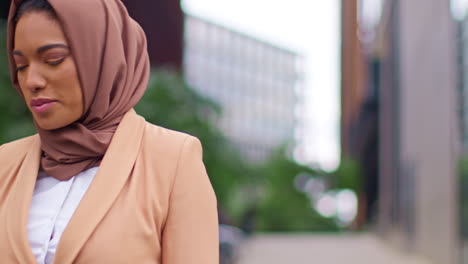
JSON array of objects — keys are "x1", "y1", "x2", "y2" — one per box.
[
  {"x1": 53, "y1": 109, "x2": 146, "y2": 264},
  {"x1": 6, "y1": 135, "x2": 41, "y2": 264}
]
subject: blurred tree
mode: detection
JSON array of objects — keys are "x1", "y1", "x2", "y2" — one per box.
[
  {"x1": 255, "y1": 148, "x2": 339, "y2": 232},
  {"x1": 333, "y1": 158, "x2": 364, "y2": 229},
  {"x1": 334, "y1": 158, "x2": 362, "y2": 193},
  {"x1": 0, "y1": 20, "x2": 36, "y2": 144},
  {"x1": 459, "y1": 156, "x2": 468, "y2": 237}
]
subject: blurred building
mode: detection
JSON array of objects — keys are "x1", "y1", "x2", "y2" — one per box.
[
  {"x1": 456, "y1": 7, "x2": 468, "y2": 263},
  {"x1": 342, "y1": 0, "x2": 461, "y2": 263},
  {"x1": 183, "y1": 15, "x2": 304, "y2": 162},
  {"x1": 341, "y1": 0, "x2": 379, "y2": 227},
  {"x1": 121, "y1": 0, "x2": 184, "y2": 69},
  {"x1": 458, "y1": 9, "x2": 468, "y2": 154},
  {"x1": 341, "y1": 0, "x2": 367, "y2": 158}
]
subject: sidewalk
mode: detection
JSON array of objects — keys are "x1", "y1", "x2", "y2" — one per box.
[{"x1": 237, "y1": 233, "x2": 432, "y2": 264}]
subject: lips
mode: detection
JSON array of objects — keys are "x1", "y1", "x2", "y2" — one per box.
[{"x1": 30, "y1": 98, "x2": 57, "y2": 113}]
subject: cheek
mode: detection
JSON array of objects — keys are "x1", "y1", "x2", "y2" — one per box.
[
  {"x1": 69, "y1": 83, "x2": 84, "y2": 114},
  {"x1": 58, "y1": 65, "x2": 83, "y2": 114},
  {"x1": 16, "y1": 76, "x2": 32, "y2": 103}
]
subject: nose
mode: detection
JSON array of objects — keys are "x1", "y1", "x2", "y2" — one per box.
[{"x1": 23, "y1": 65, "x2": 46, "y2": 93}]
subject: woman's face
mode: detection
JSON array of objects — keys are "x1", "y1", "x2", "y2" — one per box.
[{"x1": 13, "y1": 11, "x2": 83, "y2": 130}]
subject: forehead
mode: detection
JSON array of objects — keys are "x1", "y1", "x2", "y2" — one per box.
[{"x1": 14, "y1": 11, "x2": 68, "y2": 51}]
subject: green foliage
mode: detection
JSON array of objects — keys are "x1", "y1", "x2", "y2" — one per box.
[
  {"x1": 254, "y1": 148, "x2": 340, "y2": 232},
  {"x1": 459, "y1": 156, "x2": 468, "y2": 237},
  {"x1": 0, "y1": 20, "x2": 36, "y2": 144},
  {"x1": 333, "y1": 157, "x2": 362, "y2": 193}
]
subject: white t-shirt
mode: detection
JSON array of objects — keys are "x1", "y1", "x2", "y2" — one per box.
[{"x1": 27, "y1": 167, "x2": 98, "y2": 264}]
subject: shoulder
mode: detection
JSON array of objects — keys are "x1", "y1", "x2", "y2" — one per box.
[
  {"x1": 0, "y1": 135, "x2": 38, "y2": 160},
  {"x1": 0, "y1": 135, "x2": 38, "y2": 192},
  {"x1": 141, "y1": 122, "x2": 203, "y2": 165},
  {"x1": 139, "y1": 122, "x2": 205, "y2": 186},
  {"x1": 143, "y1": 122, "x2": 202, "y2": 152}
]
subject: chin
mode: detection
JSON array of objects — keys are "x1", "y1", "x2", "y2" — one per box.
[
  {"x1": 32, "y1": 110, "x2": 82, "y2": 131},
  {"x1": 35, "y1": 117, "x2": 70, "y2": 130},
  {"x1": 37, "y1": 122, "x2": 65, "y2": 130}
]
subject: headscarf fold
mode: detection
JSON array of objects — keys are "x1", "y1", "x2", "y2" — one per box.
[{"x1": 7, "y1": 0, "x2": 150, "y2": 180}]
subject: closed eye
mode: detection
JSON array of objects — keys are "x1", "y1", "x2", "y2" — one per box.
[
  {"x1": 47, "y1": 58, "x2": 65, "y2": 66},
  {"x1": 16, "y1": 65, "x2": 28, "y2": 72}
]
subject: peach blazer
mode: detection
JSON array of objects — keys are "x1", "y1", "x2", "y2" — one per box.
[{"x1": 0, "y1": 109, "x2": 219, "y2": 263}]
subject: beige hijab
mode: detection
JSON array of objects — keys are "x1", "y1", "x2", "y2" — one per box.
[{"x1": 7, "y1": 0, "x2": 150, "y2": 180}]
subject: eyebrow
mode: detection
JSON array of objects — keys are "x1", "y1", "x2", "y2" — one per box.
[{"x1": 13, "y1": 43, "x2": 70, "y2": 56}]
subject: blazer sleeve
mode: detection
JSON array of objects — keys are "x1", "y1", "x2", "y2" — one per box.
[{"x1": 162, "y1": 136, "x2": 219, "y2": 264}]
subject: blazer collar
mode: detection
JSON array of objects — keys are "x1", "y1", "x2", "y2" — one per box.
[
  {"x1": 53, "y1": 108, "x2": 146, "y2": 264},
  {"x1": 6, "y1": 108, "x2": 146, "y2": 264},
  {"x1": 6, "y1": 134, "x2": 41, "y2": 264}
]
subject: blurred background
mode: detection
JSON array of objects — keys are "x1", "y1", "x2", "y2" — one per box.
[{"x1": 1, "y1": 0, "x2": 468, "y2": 263}]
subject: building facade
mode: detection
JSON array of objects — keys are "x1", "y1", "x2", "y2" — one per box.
[
  {"x1": 341, "y1": 0, "x2": 380, "y2": 226},
  {"x1": 183, "y1": 15, "x2": 304, "y2": 162},
  {"x1": 343, "y1": 0, "x2": 461, "y2": 263},
  {"x1": 340, "y1": 0, "x2": 367, "y2": 158},
  {"x1": 456, "y1": 7, "x2": 468, "y2": 263},
  {"x1": 122, "y1": 0, "x2": 184, "y2": 69}
]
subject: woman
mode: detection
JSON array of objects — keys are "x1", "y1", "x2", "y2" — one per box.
[{"x1": 0, "y1": 0, "x2": 219, "y2": 263}]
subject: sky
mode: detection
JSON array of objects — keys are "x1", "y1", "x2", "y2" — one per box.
[
  {"x1": 181, "y1": 0, "x2": 341, "y2": 171},
  {"x1": 452, "y1": 0, "x2": 468, "y2": 20}
]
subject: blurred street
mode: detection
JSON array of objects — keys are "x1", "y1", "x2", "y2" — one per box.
[{"x1": 237, "y1": 233, "x2": 432, "y2": 264}]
